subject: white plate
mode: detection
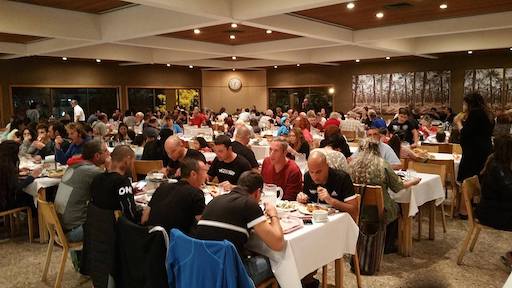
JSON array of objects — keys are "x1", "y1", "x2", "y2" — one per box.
[{"x1": 275, "y1": 201, "x2": 297, "y2": 212}]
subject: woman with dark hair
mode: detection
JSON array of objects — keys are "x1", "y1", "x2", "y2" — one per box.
[
  {"x1": 287, "y1": 127, "x2": 310, "y2": 159},
  {"x1": 457, "y1": 93, "x2": 494, "y2": 183},
  {"x1": 113, "y1": 123, "x2": 135, "y2": 142},
  {"x1": 319, "y1": 126, "x2": 352, "y2": 158},
  {"x1": 19, "y1": 128, "x2": 37, "y2": 157},
  {"x1": 0, "y1": 141, "x2": 42, "y2": 212}
]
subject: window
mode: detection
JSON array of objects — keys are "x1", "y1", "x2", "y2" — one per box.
[
  {"x1": 11, "y1": 86, "x2": 119, "y2": 119},
  {"x1": 268, "y1": 86, "x2": 334, "y2": 114},
  {"x1": 128, "y1": 87, "x2": 201, "y2": 113}
]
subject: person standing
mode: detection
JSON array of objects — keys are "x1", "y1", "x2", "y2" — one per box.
[{"x1": 71, "y1": 100, "x2": 86, "y2": 122}]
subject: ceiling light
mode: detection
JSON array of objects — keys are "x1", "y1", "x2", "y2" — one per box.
[
  {"x1": 440, "y1": 4, "x2": 448, "y2": 9},
  {"x1": 468, "y1": 50, "x2": 473, "y2": 54},
  {"x1": 355, "y1": 59, "x2": 360, "y2": 63},
  {"x1": 189, "y1": 65, "x2": 194, "y2": 68},
  {"x1": 328, "y1": 87, "x2": 335, "y2": 94},
  {"x1": 376, "y1": 12, "x2": 384, "y2": 18},
  {"x1": 232, "y1": 56, "x2": 237, "y2": 60},
  {"x1": 230, "y1": 34, "x2": 236, "y2": 39},
  {"x1": 274, "y1": 65, "x2": 278, "y2": 69},
  {"x1": 346, "y1": 2, "x2": 355, "y2": 9},
  {"x1": 231, "y1": 23, "x2": 238, "y2": 28},
  {"x1": 62, "y1": 57, "x2": 67, "y2": 61},
  {"x1": 232, "y1": 68, "x2": 236, "y2": 71},
  {"x1": 96, "y1": 59, "x2": 101, "y2": 63},
  {"x1": 386, "y1": 57, "x2": 391, "y2": 60},
  {"x1": 296, "y1": 64, "x2": 300, "y2": 67},
  {"x1": 509, "y1": 48, "x2": 512, "y2": 51},
  {"x1": 193, "y1": 29, "x2": 201, "y2": 34},
  {"x1": 166, "y1": 63, "x2": 171, "y2": 67},
  {"x1": 266, "y1": 29, "x2": 272, "y2": 34}
]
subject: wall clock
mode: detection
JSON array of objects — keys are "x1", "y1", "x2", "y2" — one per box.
[{"x1": 228, "y1": 77, "x2": 242, "y2": 91}]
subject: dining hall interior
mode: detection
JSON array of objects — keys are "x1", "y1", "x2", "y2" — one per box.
[{"x1": 1, "y1": 0, "x2": 512, "y2": 288}]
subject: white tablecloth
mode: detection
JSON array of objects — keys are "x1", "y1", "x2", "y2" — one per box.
[
  {"x1": 23, "y1": 177, "x2": 62, "y2": 206},
  {"x1": 251, "y1": 145, "x2": 270, "y2": 161},
  {"x1": 349, "y1": 146, "x2": 358, "y2": 154},
  {"x1": 183, "y1": 126, "x2": 213, "y2": 137},
  {"x1": 246, "y1": 213, "x2": 359, "y2": 288},
  {"x1": 389, "y1": 172, "x2": 445, "y2": 217},
  {"x1": 429, "y1": 153, "x2": 461, "y2": 178},
  {"x1": 201, "y1": 151, "x2": 216, "y2": 163},
  {"x1": 504, "y1": 272, "x2": 512, "y2": 288}
]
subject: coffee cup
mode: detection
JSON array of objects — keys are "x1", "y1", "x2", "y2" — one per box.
[{"x1": 312, "y1": 210, "x2": 328, "y2": 223}]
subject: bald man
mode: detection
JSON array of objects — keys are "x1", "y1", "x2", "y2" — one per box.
[
  {"x1": 164, "y1": 136, "x2": 206, "y2": 176},
  {"x1": 231, "y1": 125, "x2": 259, "y2": 168},
  {"x1": 297, "y1": 151, "x2": 357, "y2": 219}
]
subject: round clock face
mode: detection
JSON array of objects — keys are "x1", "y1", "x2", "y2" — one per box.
[{"x1": 228, "y1": 77, "x2": 242, "y2": 91}]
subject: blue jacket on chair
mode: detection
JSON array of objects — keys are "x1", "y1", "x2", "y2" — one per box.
[{"x1": 166, "y1": 229, "x2": 255, "y2": 288}]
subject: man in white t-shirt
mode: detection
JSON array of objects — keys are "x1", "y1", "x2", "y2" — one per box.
[{"x1": 71, "y1": 100, "x2": 85, "y2": 122}]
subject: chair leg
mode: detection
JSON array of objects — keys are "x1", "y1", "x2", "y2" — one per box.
[
  {"x1": 440, "y1": 204, "x2": 447, "y2": 233},
  {"x1": 9, "y1": 214, "x2": 14, "y2": 238},
  {"x1": 353, "y1": 252, "x2": 362, "y2": 288},
  {"x1": 469, "y1": 225, "x2": 482, "y2": 252},
  {"x1": 27, "y1": 208, "x2": 33, "y2": 243},
  {"x1": 42, "y1": 232, "x2": 55, "y2": 282},
  {"x1": 55, "y1": 247, "x2": 68, "y2": 288},
  {"x1": 417, "y1": 209, "x2": 422, "y2": 240},
  {"x1": 335, "y1": 259, "x2": 343, "y2": 288},
  {"x1": 322, "y1": 265, "x2": 328, "y2": 288},
  {"x1": 457, "y1": 225, "x2": 475, "y2": 265}
]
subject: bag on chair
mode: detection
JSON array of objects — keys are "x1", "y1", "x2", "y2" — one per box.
[{"x1": 355, "y1": 185, "x2": 386, "y2": 275}]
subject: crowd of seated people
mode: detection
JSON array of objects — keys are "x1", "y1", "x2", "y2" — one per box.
[{"x1": 3, "y1": 93, "x2": 512, "y2": 287}]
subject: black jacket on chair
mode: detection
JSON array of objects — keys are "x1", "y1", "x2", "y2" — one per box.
[
  {"x1": 81, "y1": 204, "x2": 117, "y2": 288},
  {"x1": 116, "y1": 216, "x2": 169, "y2": 288}
]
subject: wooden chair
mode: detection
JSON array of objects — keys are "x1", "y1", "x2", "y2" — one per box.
[
  {"x1": 408, "y1": 162, "x2": 447, "y2": 238},
  {"x1": 457, "y1": 176, "x2": 485, "y2": 265},
  {"x1": 256, "y1": 277, "x2": 278, "y2": 288},
  {"x1": 0, "y1": 206, "x2": 33, "y2": 243},
  {"x1": 452, "y1": 144, "x2": 462, "y2": 154},
  {"x1": 321, "y1": 194, "x2": 362, "y2": 288},
  {"x1": 400, "y1": 158, "x2": 409, "y2": 170},
  {"x1": 419, "y1": 145, "x2": 439, "y2": 153},
  {"x1": 342, "y1": 130, "x2": 357, "y2": 142},
  {"x1": 427, "y1": 158, "x2": 458, "y2": 218},
  {"x1": 131, "y1": 160, "x2": 164, "y2": 181},
  {"x1": 38, "y1": 198, "x2": 82, "y2": 288}
]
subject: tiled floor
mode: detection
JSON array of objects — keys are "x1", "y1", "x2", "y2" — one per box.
[{"x1": 1, "y1": 214, "x2": 510, "y2": 288}]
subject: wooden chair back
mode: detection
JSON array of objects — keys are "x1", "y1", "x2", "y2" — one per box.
[
  {"x1": 353, "y1": 184, "x2": 385, "y2": 220},
  {"x1": 419, "y1": 145, "x2": 439, "y2": 153},
  {"x1": 461, "y1": 176, "x2": 481, "y2": 225},
  {"x1": 132, "y1": 160, "x2": 164, "y2": 181},
  {"x1": 452, "y1": 144, "x2": 462, "y2": 154},
  {"x1": 342, "y1": 130, "x2": 357, "y2": 141},
  {"x1": 37, "y1": 198, "x2": 69, "y2": 248},
  {"x1": 437, "y1": 143, "x2": 452, "y2": 153},
  {"x1": 408, "y1": 162, "x2": 447, "y2": 186}
]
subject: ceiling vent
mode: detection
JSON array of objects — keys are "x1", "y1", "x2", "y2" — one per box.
[{"x1": 383, "y1": 2, "x2": 414, "y2": 9}]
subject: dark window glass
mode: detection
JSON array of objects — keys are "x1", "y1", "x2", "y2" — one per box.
[
  {"x1": 11, "y1": 87, "x2": 51, "y2": 119},
  {"x1": 268, "y1": 87, "x2": 333, "y2": 114}
]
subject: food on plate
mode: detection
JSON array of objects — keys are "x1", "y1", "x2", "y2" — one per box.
[
  {"x1": 306, "y1": 203, "x2": 329, "y2": 213},
  {"x1": 412, "y1": 148, "x2": 434, "y2": 159},
  {"x1": 47, "y1": 168, "x2": 65, "y2": 178},
  {"x1": 276, "y1": 200, "x2": 296, "y2": 210}
]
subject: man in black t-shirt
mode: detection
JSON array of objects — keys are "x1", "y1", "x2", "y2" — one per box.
[
  {"x1": 194, "y1": 171, "x2": 284, "y2": 286},
  {"x1": 164, "y1": 136, "x2": 206, "y2": 176},
  {"x1": 141, "y1": 158, "x2": 207, "y2": 233},
  {"x1": 387, "y1": 107, "x2": 419, "y2": 146},
  {"x1": 90, "y1": 145, "x2": 141, "y2": 223},
  {"x1": 232, "y1": 125, "x2": 259, "y2": 169},
  {"x1": 208, "y1": 135, "x2": 251, "y2": 191}
]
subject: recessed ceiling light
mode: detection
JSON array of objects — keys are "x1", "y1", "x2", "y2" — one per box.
[
  {"x1": 376, "y1": 12, "x2": 384, "y2": 18},
  {"x1": 274, "y1": 65, "x2": 278, "y2": 69},
  {"x1": 266, "y1": 29, "x2": 272, "y2": 34},
  {"x1": 355, "y1": 59, "x2": 360, "y2": 63},
  {"x1": 189, "y1": 65, "x2": 194, "y2": 68},
  {"x1": 193, "y1": 29, "x2": 201, "y2": 34},
  {"x1": 232, "y1": 68, "x2": 236, "y2": 71},
  {"x1": 296, "y1": 64, "x2": 300, "y2": 67},
  {"x1": 509, "y1": 47, "x2": 512, "y2": 51},
  {"x1": 230, "y1": 34, "x2": 236, "y2": 39},
  {"x1": 386, "y1": 57, "x2": 391, "y2": 60},
  {"x1": 232, "y1": 56, "x2": 237, "y2": 60},
  {"x1": 328, "y1": 87, "x2": 335, "y2": 94},
  {"x1": 346, "y1": 2, "x2": 355, "y2": 9},
  {"x1": 231, "y1": 23, "x2": 238, "y2": 28},
  {"x1": 62, "y1": 57, "x2": 67, "y2": 61},
  {"x1": 468, "y1": 50, "x2": 473, "y2": 54},
  {"x1": 166, "y1": 63, "x2": 171, "y2": 67},
  {"x1": 440, "y1": 4, "x2": 448, "y2": 9},
  {"x1": 96, "y1": 59, "x2": 101, "y2": 63}
]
